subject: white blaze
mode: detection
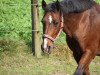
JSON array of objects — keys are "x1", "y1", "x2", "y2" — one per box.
[
  {"x1": 43, "y1": 38, "x2": 48, "y2": 49},
  {"x1": 48, "y1": 15, "x2": 52, "y2": 23}
]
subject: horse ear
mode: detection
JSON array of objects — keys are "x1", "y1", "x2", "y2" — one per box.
[
  {"x1": 42, "y1": 0, "x2": 47, "y2": 10},
  {"x1": 56, "y1": 0, "x2": 60, "y2": 11}
]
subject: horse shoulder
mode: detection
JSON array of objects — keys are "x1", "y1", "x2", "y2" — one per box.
[{"x1": 74, "y1": 9, "x2": 100, "y2": 52}]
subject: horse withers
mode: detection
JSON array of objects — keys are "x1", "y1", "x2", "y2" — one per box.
[{"x1": 41, "y1": 0, "x2": 100, "y2": 75}]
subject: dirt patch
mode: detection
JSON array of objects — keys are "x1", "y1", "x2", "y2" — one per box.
[{"x1": 50, "y1": 72, "x2": 70, "y2": 75}]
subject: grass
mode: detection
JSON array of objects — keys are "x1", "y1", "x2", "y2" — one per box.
[{"x1": 0, "y1": 41, "x2": 100, "y2": 75}]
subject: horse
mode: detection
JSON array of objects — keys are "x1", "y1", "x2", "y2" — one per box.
[{"x1": 41, "y1": 0, "x2": 100, "y2": 75}]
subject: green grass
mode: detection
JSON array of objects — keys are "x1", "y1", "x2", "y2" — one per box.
[{"x1": 0, "y1": 43, "x2": 100, "y2": 75}]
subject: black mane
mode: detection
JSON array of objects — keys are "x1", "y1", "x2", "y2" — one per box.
[{"x1": 44, "y1": 0, "x2": 96, "y2": 13}]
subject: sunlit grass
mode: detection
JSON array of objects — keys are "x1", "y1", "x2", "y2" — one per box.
[{"x1": 0, "y1": 41, "x2": 100, "y2": 75}]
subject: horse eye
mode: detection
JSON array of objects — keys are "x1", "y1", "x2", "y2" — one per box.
[{"x1": 53, "y1": 20, "x2": 59, "y2": 26}]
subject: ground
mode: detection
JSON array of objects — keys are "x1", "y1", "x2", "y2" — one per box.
[{"x1": 0, "y1": 42, "x2": 100, "y2": 75}]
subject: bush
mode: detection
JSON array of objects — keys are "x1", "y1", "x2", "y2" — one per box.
[{"x1": 0, "y1": 0, "x2": 31, "y2": 42}]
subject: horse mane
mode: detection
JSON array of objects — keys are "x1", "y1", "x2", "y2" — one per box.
[{"x1": 44, "y1": 0, "x2": 96, "y2": 13}]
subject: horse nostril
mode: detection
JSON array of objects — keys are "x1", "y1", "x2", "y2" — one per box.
[
  {"x1": 41, "y1": 44, "x2": 44, "y2": 51},
  {"x1": 47, "y1": 46, "x2": 51, "y2": 54}
]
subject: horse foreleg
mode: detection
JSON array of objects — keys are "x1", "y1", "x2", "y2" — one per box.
[
  {"x1": 74, "y1": 50, "x2": 95, "y2": 75},
  {"x1": 73, "y1": 54, "x2": 90, "y2": 75},
  {"x1": 83, "y1": 66, "x2": 90, "y2": 75}
]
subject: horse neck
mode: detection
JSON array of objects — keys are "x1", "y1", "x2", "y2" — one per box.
[{"x1": 63, "y1": 11, "x2": 90, "y2": 37}]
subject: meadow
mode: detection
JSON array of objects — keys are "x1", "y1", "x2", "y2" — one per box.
[{"x1": 0, "y1": 0, "x2": 100, "y2": 75}]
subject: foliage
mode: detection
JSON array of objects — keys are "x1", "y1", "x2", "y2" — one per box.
[
  {"x1": 0, "y1": 0, "x2": 100, "y2": 43},
  {"x1": 96, "y1": 0, "x2": 100, "y2": 4},
  {"x1": 0, "y1": 0, "x2": 31, "y2": 42}
]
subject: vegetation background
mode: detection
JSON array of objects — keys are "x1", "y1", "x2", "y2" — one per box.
[{"x1": 0, "y1": 0, "x2": 100, "y2": 75}]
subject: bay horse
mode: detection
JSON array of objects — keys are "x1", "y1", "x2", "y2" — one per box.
[{"x1": 41, "y1": 0, "x2": 100, "y2": 75}]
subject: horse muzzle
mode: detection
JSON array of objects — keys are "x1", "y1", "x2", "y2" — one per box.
[
  {"x1": 41, "y1": 44, "x2": 52, "y2": 54},
  {"x1": 41, "y1": 38, "x2": 53, "y2": 54}
]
